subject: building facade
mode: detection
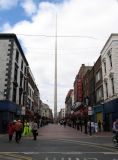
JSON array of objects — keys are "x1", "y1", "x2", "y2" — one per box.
[
  {"x1": 65, "y1": 89, "x2": 74, "y2": 118},
  {"x1": 101, "y1": 34, "x2": 118, "y2": 130},
  {"x1": 93, "y1": 55, "x2": 104, "y2": 123},
  {"x1": 0, "y1": 33, "x2": 40, "y2": 133}
]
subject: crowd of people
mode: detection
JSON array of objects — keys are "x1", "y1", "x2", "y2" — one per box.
[
  {"x1": 59, "y1": 118, "x2": 118, "y2": 138},
  {"x1": 8, "y1": 119, "x2": 38, "y2": 143},
  {"x1": 7, "y1": 118, "x2": 118, "y2": 144}
]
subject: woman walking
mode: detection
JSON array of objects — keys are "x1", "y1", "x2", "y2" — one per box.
[{"x1": 8, "y1": 122, "x2": 15, "y2": 142}]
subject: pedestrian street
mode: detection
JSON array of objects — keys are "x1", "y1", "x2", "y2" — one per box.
[{"x1": 0, "y1": 124, "x2": 118, "y2": 160}]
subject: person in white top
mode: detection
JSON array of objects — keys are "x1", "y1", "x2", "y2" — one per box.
[
  {"x1": 112, "y1": 119, "x2": 118, "y2": 143},
  {"x1": 32, "y1": 120, "x2": 38, "y2": 140}
]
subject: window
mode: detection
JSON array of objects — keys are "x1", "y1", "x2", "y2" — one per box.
[
  {"x1": 19, "y1": 88, "x2": 22, "y2": 105},
  {"x1": 96, "y1": 87, "x2": 103, "y2": 102},
  {"x1": 12, "y1": 87, "x2": 17, "y2": 102},
  {"x1": 21, "y1": 60, "x2": 23, "y2": 70},
  {"x1": 24, "y1": 66, "x2": 27, "y2": 75},
  {"x1": 20, "y1": 72, "x2": 23, "y2": 87},
  {"x1": 111, "y1": 77, "x2": 115, "y2": 95},
  {"x1": 105, "y1": 82, "x2": 108, "y2": 98},
  {"x1": 15, "y1": 50, "x2": 19, "y2": 62},
  {"x1": 109, "y1": 54, "x2": 112, "y2": 68},
  {"x1": 14, "y1": 66, "x2": 18, "y2": 81},
  {"x1": 96, "y1": 71, "x2": 101, "y2": 83},
  {"x1": 104, "y1": 62, "x2": 106, "y2": 74}
]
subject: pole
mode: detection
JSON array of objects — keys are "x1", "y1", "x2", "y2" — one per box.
[{"x1": 54, "y1": 13, "x2": 57, "y2": 122}]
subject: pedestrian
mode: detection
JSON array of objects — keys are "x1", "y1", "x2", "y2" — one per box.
[
  {"x1": 98, "y1": 120, "x2": 102, "y2": 132},
  {"x1": 112, "y1": 119, "x2": 118, "y2": 141},
  {"x1": 14, "y1": 120, "x2": 23, "y2": 143},
  {"x1": 22, "y1": 120, "x2": 31, "y2": 136},
  {"x1": 8, "y1": 122, "x2": 15, "y2": 142},
  {"x1": 32, "y1": 120, "x2": 38, "y2": 140}
]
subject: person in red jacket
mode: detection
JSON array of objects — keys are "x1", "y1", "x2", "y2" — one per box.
[{"x1": 8, "y1": 122, "x2": 15, "y2": 142}]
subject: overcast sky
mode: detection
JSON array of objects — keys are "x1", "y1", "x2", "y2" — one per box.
[{"x1": 0, "y1": 0, "x2": 118, "y2": 113}]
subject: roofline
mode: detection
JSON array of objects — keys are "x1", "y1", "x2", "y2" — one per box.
[
  {"x1": 100, "y1": 33, "x2": 118, "y2": 54},
  {"x1": 0, "y1": 33, "x2": 28, "y2": 65}
]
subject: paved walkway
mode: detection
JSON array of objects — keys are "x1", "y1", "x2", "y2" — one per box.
[
  {"x1": 38, "y1": 124, "x2": 112, "y2": 139},
  {"x1": 0, "y1": 124, "x2": 115, "y2": 149},
  {"x1": 37, "y1": 124, "x2": 116, "y2": 149}
]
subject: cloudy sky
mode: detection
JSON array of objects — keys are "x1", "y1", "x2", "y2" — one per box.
[{"x1": 0, "y1": 0, "x2": 118, "y2": 113}]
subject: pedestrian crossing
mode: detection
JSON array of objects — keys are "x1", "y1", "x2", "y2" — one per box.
[{"x1": 0, "y1": 152, "x2": 118, "y2": 160}]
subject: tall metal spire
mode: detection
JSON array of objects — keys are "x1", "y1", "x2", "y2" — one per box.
[{"x1": 54, "y1": 13, "x2": 57, "y2": 120}]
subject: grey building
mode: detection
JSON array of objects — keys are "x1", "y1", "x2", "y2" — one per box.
[{"x1": 0, "y1": 34, "x2": 29, "y2": 132}]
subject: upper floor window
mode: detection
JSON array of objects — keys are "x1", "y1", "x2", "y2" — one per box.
[
  {"x1": 12, "y1": 87, "x2": 17, "y2": 102},
  {"x1": 104, "y1": 62, "x2": 106, "y2": 74},
  {"x1": 105, "y1": 82, "x2": 108, "y2": 98},
  {"x1": 15, "y1": 50, "x2": 19, "y2": 62},
  {"x1": 109, "y1": 54, "x2": 112, "y2": 68},
  {"x1": 24, "y1": 66, "x2": 27, "y2": 75},
  {"x1": 96, "y1": 86, "x2": 103, "y2": 102},
  {"x1": 96, "y1": 71, "x2": 101, "y2": 83},
  {"x1": 111, "y1": 77, "x2": 115, "y2": 95},
  {"x1": 21, "y1": 60, "x2": 23, "y2": 71},
  {"x1": 20, "y1": 72, "x2": 23, "y2": 87},
  {"x1": 14, "y1": 66, "x2": 18, "y2": 81}
]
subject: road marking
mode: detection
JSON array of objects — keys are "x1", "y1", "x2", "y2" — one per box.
[
  {"x1": 0, "y1": 153, "x2": 32, "y2": 160},
  {"x1": 103, "y1": 152, "x2": 118, "y2": 155},
  {"x1": 1, "y1": 151, "x2": 118, "y2": 154},
  {"x1": 83, "y1": 158, "x2": 98, "y2": 160},
  {"x1": 43, "y1": 158, "x2": 99, "y2": 160},
  {"x1": 57, "y1": 139, "x2": 116, "y2": 152}
]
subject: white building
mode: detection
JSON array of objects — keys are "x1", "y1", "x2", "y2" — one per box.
[
  {"x1": 0, "y1": 34, "x2": 28, "y2": 105},
  {"x1": 101, "y1": 34, "x2": 118, "y2": 102},
  {"x1": 100, "y1": 33, "x2": 118, "y2": 131},
  {"x1": 0, "y1": 34, "x2": 29, "y2": 133}
]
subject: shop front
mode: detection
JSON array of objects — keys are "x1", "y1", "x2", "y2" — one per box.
[
  {"x1": 0, "y1": 100, "x2": 21, "y2": 133},
  {"x1": 103, "y1": 98, "x2": 118, "y2": 131},
  {"x1": 93, "y1": 104, "x2": 103, "y2": 123}
]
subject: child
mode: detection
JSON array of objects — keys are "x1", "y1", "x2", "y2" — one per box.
[{"x1": 8, "y1": 122, "x2": 15, "y2": 142}]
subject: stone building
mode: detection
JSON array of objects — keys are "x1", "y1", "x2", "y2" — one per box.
[
  {"x1": 101, "y1": 34, "x2": 118, "y2": 130},
  {"x1": 65, "y1": 89, "x2": 74, "y2": 117},
  {"x1": 0, "y1": 33, "x2": 29, "y2": 132},
  {"x1": 93, "y1": 55, "x2": 104, "y2": 123},
  {"x1": 73, "y1": 64, "x2": 92, "y2": 113},
  {"x1": 0, "y1": 33, "x2": 40, "y2": 133}
]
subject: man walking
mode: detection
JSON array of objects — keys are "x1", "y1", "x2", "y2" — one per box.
[{"x1": 14, "y1": 120, "x2": 23, "y2": 143}]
